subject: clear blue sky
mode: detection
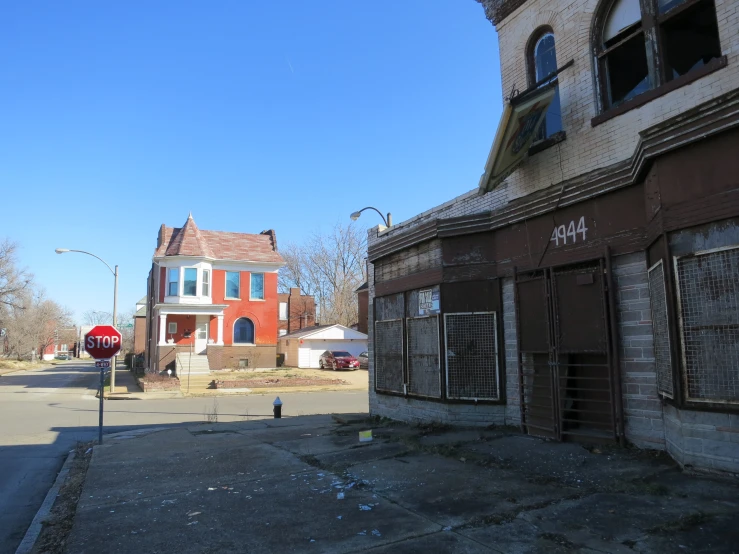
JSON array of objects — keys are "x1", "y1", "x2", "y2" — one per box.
[{"x1": 0, "y1": 1, "x2": 501, "y2": 324}]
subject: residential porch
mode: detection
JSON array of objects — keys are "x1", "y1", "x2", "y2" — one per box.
[{"x1": 154, "y1": 304, "x2": 227, "y2": 375}]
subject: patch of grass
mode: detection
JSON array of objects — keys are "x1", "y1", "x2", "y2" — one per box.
[{"x1": 32, "y1": 441, "x2": 95, "y2": 554}]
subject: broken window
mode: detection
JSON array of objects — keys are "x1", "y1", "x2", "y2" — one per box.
[
  {"x1": 597, "y1": 0, "x2": 721, "y2": 110},
  {"x1": 530, "y1": 32, "x2": 563, "y2": 140}
]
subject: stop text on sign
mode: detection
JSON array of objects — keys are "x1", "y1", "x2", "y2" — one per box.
[
  {"x1": 550, "y1": 216, "x2": 589, "y2": 246},
  {"x1": 86, "y1": 335, "x2": 120, "y2": 350}
]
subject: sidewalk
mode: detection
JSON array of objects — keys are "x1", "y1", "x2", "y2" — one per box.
[{"x1": 62, "y1": 415, "x2": 739, "y2": 553}]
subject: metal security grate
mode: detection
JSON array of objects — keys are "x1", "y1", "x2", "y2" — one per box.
[
  {"x1": 407, "y1": 316, "x2": 441, "y2": 398},
  {"x1": 444, "y1": 312, "x2": 499, "y2": 400},
  {"x1": 675, "y1": 247, "x2": 739, "y2": 404},
  {"x1": 648, "y1": 260, "x2": 673, "y2": 398},
  {"x1": 374, "y1": 319, "x2": 404, "y2": 393}
]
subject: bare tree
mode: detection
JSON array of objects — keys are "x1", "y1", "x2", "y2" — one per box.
[
  {"x1": 0, "y1": 239, "x2": 33, "y2": 310},
  {"x1": 279, "y1": 223, "x2": 367, "y2": 327},
  {"x1": 116, "y1": 308, "x2": 136, "y2": 355},
  {"x1": 82, "y1": 310, "x2": 113, "y2": 325},
  {"x1": 3, "y1": 289, "x2": 73, "y2": 360}
]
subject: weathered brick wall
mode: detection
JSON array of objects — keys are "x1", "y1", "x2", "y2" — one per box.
[
  {"x1": 664, "y1": 405, "x2": 739, "y2": 473},
  {"x1": 613, "y1": 252, "x2": 665, "y2": 449},
  {"x1": 374, "y1": 239, "x2": 442, "y2": 283},
  {"x1": 207, "y1": 345, "x2": 277, "y2": 370},
  {"x1": 502, "y1": 277, "x2": 521, "y2": 426}
]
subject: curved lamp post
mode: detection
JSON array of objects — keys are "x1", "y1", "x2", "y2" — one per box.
[
  {"x1": 55, "y1": 248, "x2": 119, "y2": 393},
  {"x1": 350, "y1": 207, "x2": 392, "y2": 227}
]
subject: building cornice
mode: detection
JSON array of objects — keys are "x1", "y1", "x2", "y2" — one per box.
[
  {"x1": 475, "y1": 0, "x2": 530, "y2": 27},
  {"x1": 368, "y1": 88, "x2": 739, "y2": 262}
]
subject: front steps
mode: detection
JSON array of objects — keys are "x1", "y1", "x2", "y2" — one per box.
[{"x1": 176, "y1": 353, "x2": 210, "y2": 375}]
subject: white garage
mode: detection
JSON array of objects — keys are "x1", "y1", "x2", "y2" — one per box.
[{"x1": 277, "y1": 324, "x2": 368, "y2": 369}]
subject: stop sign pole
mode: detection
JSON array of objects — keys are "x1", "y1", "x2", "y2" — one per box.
[{"x1": 85, "y1": 326, "x2": 122, "y2": 444}]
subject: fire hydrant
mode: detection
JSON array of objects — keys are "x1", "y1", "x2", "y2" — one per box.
[{"x1": 273, "y1": 396, "x2": 282, "y2": 419}]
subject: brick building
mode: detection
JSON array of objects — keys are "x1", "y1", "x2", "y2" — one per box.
[
  {"x1": 277, "y1": 287, "x2": 315, "y2": 337},
  {"x1": 144, "y1": 214, "x2": 284, "y2": 374},
  {"x1": 367, "y1": 0, "x2": 739, "y2": 472}
]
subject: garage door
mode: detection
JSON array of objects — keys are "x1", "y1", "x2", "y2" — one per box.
[{"x1": 306, "y1": 341, "x2": 357, "y2": 368}]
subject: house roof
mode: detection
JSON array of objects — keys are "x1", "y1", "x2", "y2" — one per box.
[
  {"x1": 279, "y1": 324, "x2": 368, "y2": 341},
  {"x1": 154, "y1": 214, "x2": 283, "y2": 264},
  {"x1": 135, "y1": 306, "x2": 146, "y2": 317},
  {"x1": 355, "y1": 281, "x2": 368, "y2": 292}
]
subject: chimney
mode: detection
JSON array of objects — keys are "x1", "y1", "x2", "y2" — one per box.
[
  {"x1": 157, "y1": 224, "x2": 166, "y2": 249},
  {"x1": 289, "y1": 287, "x2": 301, "y2": 298}
]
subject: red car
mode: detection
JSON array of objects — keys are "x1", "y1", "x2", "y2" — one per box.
[{"x1": 319, "y1": 350, "x2": 360, "y2": 370}]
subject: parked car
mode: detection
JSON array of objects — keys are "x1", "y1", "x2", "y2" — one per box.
[
  {"x1": 319, "y1": 350, "x2": 360, "y2": 370},
  {"x1": 358, "y1": 351, "x2": 369, "y2": 369}
]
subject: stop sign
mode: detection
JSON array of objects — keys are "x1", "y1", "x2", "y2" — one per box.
[{"x1": 85, "y1": 325, "x2": 122, "y2": 359}]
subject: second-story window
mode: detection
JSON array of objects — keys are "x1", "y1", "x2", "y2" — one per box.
[
  {"x1": 596, "y1": 0, "x2": 721, "y2": 110},
  {"x1": 183, "y1": 268, "x2": 197, "y2": 296},
  {"x1": 226, "y1": 271, "x2": 240, "y2": 299},
  {"x1": 167, "y1": 268, "x2": 179, "y2": 296},
  {"x1": 279, "y1": 302, "x2": 288, "y2": 321},
  {"x1": 251, "y1": 273, "x2": 264, "y2": 300},
  {"x1": 530, "y1": 31, "x2": 562, "y2": 140},
  {"x1": 202, "y1": 270, "x2": 210, "y2": 297}
]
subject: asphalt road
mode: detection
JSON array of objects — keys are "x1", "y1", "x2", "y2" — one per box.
[{"x1": 0, "y1": 361, "x2": 368, "y2": 553}]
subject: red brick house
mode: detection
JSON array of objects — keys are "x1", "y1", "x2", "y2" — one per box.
[
  {"x1": 277, "y1": 287, "x2": 315, "y2": 338},
  {"x1": 144, "y1": 214, "x2": 284, "y2": 374}
]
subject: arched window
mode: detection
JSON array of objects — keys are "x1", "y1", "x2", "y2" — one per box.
[
  {"x1": 233, "y1": 318, "x2": 255, "y2": 344},
  {"x1": 596, "y1": 0, "x2": 722, "y2": 111},
  {"x1": 530, "y1": 32, "x2": 563, "y2": 140}
]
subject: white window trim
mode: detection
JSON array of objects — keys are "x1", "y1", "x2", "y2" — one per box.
[
  {"x1": 279, "y1": 301, "x2": 288, "y2": 321},
  {"x1": 250, "y1": 272, "x2": 265, "y2": 301},
  {"x1": 202, "y1": 269, "x2": 211, "y2": 297},
  {"x1": 167, "y1": 268, "x2": 180, "y2": 297},
  {"x1": 168, "y1": 322, "x2": 177, "y2": 334},
  {"x1": 225, "y1": 271, "x2": 241, "y2": 300}
]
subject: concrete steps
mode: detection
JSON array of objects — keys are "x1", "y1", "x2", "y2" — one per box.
[{"x1": 176, "y1": 353, "x2": 210, "y2": 375}]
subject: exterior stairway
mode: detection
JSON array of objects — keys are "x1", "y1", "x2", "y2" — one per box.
[{"x1": 176, "y1": 352, "x2": 211, "y2": 376}]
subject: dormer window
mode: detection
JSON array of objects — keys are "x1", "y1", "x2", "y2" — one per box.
[
  {"x1": 167, "y1": 268, "x2": 179, "y2": 296},
  {"x1": 596, "y1": 0, "x2": 722, "y2": 111}
]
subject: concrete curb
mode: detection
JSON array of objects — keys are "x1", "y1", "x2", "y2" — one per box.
[{"x1": 15, "y1": 450, "x2": 77, "y2": 554}]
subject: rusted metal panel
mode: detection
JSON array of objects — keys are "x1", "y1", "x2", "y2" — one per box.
[
  {"x1": 407, "y1": 315, "x2": 441, "y2": 399},
  {"x1": 374, "y1": 319, "x2": 404, "y2": 394},
  {"x1": 517, "y1": 274, "x2": 549, "y2": 353},
  {"x1": 374, "y1": 293, "x2": 405, "y2": 321},
  {"x1": 440, "y1": 281, "x2": 500, "y2": 314},
  {"x1": 517, "y1": 261, "x2": 617, "y2": 443},
  {"x1": 654, "y1": 127, "x2": 739, "y2": 211},
  {"x1": 495, "y1": 185, "x2": 647, "y2": 273},
  {"x1": 442, "y1": 232, "x2": 496, "y2": 265},
  {"x1": 552, "y1": 264, "x2": 607, "y2": 353},
  {"x1": 374, "y1": 268, "x2": 443, "y2": 298}
]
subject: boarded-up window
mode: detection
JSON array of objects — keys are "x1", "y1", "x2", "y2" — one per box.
[
  {"x1": 444, "y1": 312, "x2": 499, "y2": 400},
  {"x1": 375, "y1": 319, "x2": 404, "y2": 393},
  {"x1": 648, "y1": 260, "x2": 673, "y2": 397},
  {"x1": 675, "y1": 247, "x2": 739, "y2": 404},
  {"x1": 407, "y1": 316, "x2": 441, "y2": 398}
]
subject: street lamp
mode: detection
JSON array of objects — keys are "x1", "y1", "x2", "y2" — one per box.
[
  {"x1": 55, "y1": 248, "x2": 119, "y2": 393},
  {"x1": 350, "y1": 207, "x2": 392, "y2": 227}
]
